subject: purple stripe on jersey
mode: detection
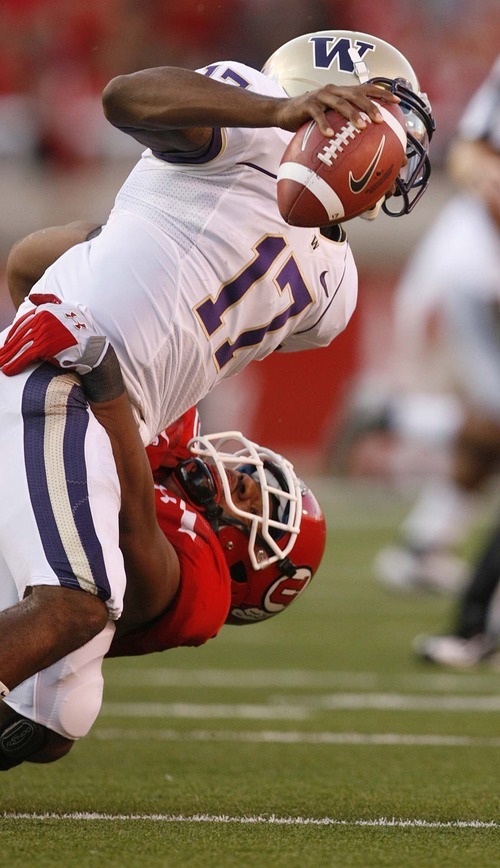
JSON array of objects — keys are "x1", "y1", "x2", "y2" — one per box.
[
  {"x1": 236, "y1": 161, "x2": 277, "y2": 179},
  {"x1": 152, "y1": 128, "x2": 223, "y2": 164},
  {"x1": 62, "y1": 382, "x2": 112, "y2": 601},
  {"x1": 22, "y1": 364, "x2": 111, "y2": 601}
]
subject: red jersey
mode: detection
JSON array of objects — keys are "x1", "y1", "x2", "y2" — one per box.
[
  {"x1": 108, "y1": 480, "x2": 231, "y2": 657},
  {"x1": 146, "y1": 405, "x2": 200, "y2": 476},
  {"x1": 108, "y1": 407, "x2": 230, "y2": 656}
]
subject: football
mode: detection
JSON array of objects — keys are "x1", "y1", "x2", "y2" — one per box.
[{"x1": 277, "y1": 99, "x2": 407, "y2": 226}]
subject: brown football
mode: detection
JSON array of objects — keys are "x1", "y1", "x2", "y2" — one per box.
[{"x1": 277, "y1": 99, "x2": 407, "y2": 226}]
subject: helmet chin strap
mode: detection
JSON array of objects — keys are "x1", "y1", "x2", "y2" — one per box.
[
  {"x1": 170, "y1": 459, "x2": 223, "y2": 527},
  {"x1": 348, "y1": 46, "x2": 370, "y2": 83},
  {"x1": 201, "y1": 499, "x2": 224, "y2": 528},
  {"x1": 359, "y1": 196, "x2": 384, "y2": 221},
  {"x1": 276, "y1": 555, "x2": 298, "y2": 578}
]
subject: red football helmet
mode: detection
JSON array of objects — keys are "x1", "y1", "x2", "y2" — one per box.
[
  {"x1": 220, "y1": 484, "x2": 326, "y2": 625},
  {"x1": 173, "y1": 432, "x2": 326, "y2": 625}
]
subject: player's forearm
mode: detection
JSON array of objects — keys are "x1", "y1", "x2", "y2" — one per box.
[
  {"x1": 102, "y1": 67, "x2": 399, "y2": 149},
  {"x1": 7, "y1": 221, "x2": 102, "y2": 310},
  {"x1": 102, "y1": 67, "x2": 284, "y2": 133},
  {"x1": 82, "y1": 348, "x2": 156, "y2": 537},
  {"x1": 447, "y1": 138, "x2": 500, "y2": 225},
  {"x1": 84, "y1": 348, "x2": 181, "y2": 631},
  {"x1": 92, "y1": 391, "x2": 157, "y2": 536}
]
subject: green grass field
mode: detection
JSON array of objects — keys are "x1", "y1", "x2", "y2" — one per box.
[{"x1": 1, "y1": 480, "x2": 499, "y2": 867}]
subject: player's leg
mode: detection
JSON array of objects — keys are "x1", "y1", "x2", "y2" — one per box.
[
  {"x1": 376, "y1": 286, "x2": 500, "y2": 593},
  {"x1": 0, "y1": 547, "x2": 73, "y2": 767},
  {"x1": 0, "y1": 701, "x2": 73, "y2": 769},
  {"x1": 373, "y1": 476, "x2": 472, "y2": 594},
  {"x1": 0, "y1": 587, "x2": 108, "y2": 690},
  {"x1": 413, "y1": 518, "x2": 500, "y2": 668},
  {"x1": 0, "y1": 621, "x2": 115, "y2": 769},
  {"x1": 455, "y1": 520, "x2": 500, "y2": 639},
  {"x1": 0, "y1": 362, "x2": 126, "y2": 693}
]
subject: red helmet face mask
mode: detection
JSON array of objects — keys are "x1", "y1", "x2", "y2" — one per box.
[{"x1": 173, "y1": 432, "x2": 327, "y2": 625}]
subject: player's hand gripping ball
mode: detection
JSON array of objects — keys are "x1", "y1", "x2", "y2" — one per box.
[{"x1": 277, "y1": 98, "x2": 407, "y2": 226}]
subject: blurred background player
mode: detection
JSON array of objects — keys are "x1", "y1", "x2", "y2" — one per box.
[
  {"x1": 408, "y1": 57, "x2": 500, "y2": 661},
  {"x1": 366, "y1": 56, "x2": 500, "y2": 595},
  {"x1": 413, "y1": 515, "x2": 500, "y2": 667}
]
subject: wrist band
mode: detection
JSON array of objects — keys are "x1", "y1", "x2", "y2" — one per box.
[{"x1": 81, "y1": 345, "x2": 124, "y2": 403}]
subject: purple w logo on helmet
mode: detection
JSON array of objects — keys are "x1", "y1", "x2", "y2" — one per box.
[{"x1": 308, "y1": 36, "x2": 375, "y2": 72}]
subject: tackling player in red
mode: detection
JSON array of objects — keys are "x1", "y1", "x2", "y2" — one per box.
[{"x1": 0, "y1": 380, "x2": 325, "y2": 769}]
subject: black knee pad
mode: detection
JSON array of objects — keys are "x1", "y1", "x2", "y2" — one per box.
[{"x1": 0, "y1": 715, "x2": 49, "y2": 770}]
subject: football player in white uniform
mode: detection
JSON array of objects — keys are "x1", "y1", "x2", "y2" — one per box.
[
  {"x1": 0, "y1": 31, "x2": 434, "y2": 737},
  {"x1": 411, "y1": 58, "x2": 500, "y2": 666},
  {"x1": 373, "y1": 56, "x2": 500, "y2": 603}
]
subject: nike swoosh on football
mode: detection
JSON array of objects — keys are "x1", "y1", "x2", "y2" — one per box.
[{"x1": 348, "y1": 136, "x2": 386, "y2": 194}]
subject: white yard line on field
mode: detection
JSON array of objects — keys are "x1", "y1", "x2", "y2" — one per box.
[
  {"x1": 297, "y1": 692, "x2": 500, "y2": 711},
  {"x1": 100, "y1": 692, "x2": 500, "y2": 720},
  {"x1": 91, "y1": 727, "x2": 500, "y2": 748},
  {"x1": 2, "y1": 812, "x2": 498, "y2": 828},
  {"x1": 105, "y1": 667, "x2": 499, "y2": 692},
  {"x1": 101, "y1": 701, "x2": 311, "y2": 720}
]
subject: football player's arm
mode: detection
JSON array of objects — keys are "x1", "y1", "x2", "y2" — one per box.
[
  {"x1": 7, "y1": 221, "x2": 102, "y2": 310},
  {"x1": 82, "y1": 349, "x2": 181, "y2": 634},
  {"x1": 108, "y1": 534, "x2": 231, "y2": 656},
  {"x1": 102, "y1": 66, "x2": 399, "y2": 151},
  {"x1": 447, "y1": 138, "x2": 500, "y2": 227}
]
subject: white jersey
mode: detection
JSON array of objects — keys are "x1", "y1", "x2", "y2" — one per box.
[{"x1": 31, "y1": 61, "x2": 358, "y2": 444}]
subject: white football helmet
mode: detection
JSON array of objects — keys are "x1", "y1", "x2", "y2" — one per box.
[
  {"x1": 185, "y1": 431, "x2": 303, "y2": 571},
  {"x1": 262, "y1": 30, "x2": 435, "y2": 216}
]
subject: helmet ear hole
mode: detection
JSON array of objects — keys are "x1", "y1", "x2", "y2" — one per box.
[{"x1": 230, "y1": 561, "x2": 247, "y2": 584}]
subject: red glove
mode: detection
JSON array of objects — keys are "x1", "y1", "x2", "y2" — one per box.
[{"x1": 0, "y1": 293, "x2": 109, "y2": 376}]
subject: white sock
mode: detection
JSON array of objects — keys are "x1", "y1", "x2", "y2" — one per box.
[
  {"x1": 401, "y1": 478, "x2": 477, "y2": 551},
  {"x1": 392, "y1": 393, "x2": 464, "y2": 445}
]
